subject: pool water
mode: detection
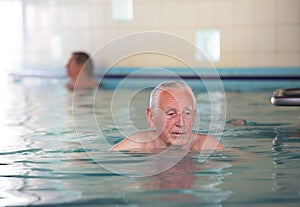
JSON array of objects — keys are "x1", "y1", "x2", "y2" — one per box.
[{"x1": 1, "y1": 78, "x2": 300, "y2": 206}]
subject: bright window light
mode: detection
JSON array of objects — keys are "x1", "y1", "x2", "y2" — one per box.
[
  {"x1": 112, "y1": 0, "x2": 133, "y2": 21},
  {"x1": 0, "y1": 0, "x2": 23, "y2": 69},
  {"x1": 195, "y1": 29, "x2": 220, "y2": 62}
]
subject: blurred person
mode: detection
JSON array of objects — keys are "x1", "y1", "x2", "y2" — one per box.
[{"x1": 65, "y1": 51, "x2": 98, "y2": 90}]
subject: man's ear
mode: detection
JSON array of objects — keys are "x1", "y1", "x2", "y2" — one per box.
[{"x1": 146, "y1": 108, "x2": 154, "y2": 127}]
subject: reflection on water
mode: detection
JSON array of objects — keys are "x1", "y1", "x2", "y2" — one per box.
[
  {"x1": 1, "y1": 80, "x2": 300, "y2": 206},
  {"x1": 272, "y1": 129, "x2": 300, "y2": 193}
]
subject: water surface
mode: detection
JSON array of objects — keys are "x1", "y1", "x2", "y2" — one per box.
[{"x1": 1, "y1": 78, "x2": 300, "y2": 206}]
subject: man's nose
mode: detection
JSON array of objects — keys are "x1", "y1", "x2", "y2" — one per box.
[{"x1": 175, "y1": 113, "x2": 184, "y2": 126}]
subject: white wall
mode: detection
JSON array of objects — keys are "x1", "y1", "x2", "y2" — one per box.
[{"x1": 20, "y1": 0, "x2": 300, "y2": 69}]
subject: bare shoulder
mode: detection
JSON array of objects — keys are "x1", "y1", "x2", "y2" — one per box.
[
  {"x1": 193, "y1": 133, "x2": 224, "y2": 150},
  {"x1": 109, "y1": 131, "x2": 156, "y2": 151}
]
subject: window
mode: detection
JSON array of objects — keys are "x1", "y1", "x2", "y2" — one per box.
[
  {"x1": 112, "y1": 0, "x2": 133, "y2": 21},
  {"x1": 195, "y1": 29, "x2": 220, "y2": 62},
  {"x1": 0, "y1": 0, "x2": 23, "y2": 69}
]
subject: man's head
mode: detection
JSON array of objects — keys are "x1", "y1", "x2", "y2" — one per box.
[
  {"x1": 66, "y1": 52, "x2": 94, "y2": 80},
  {"x1": 147, "y1": 81, "x2": 196, "y2": 146}
]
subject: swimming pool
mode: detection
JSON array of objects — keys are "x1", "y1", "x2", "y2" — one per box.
[{"x1": 1, "y1": 78, "x2": 300, "y2": 206}]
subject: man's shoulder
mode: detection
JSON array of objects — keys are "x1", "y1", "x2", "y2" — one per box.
[
  {"x1": 109, "y1": 130, "x2": 156, "y2": 151},
  {"x1": 127, "y1": 130, "x2": 156, "y2": 140},
  {"x1": 194, "y1": 133, "x2": 224, "y2": 150}
]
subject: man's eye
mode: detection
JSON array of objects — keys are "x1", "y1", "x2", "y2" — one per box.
[
  {"x1": 167, "y1": 112, "x2": 176, "y2": 116},
  {"x1": 183, "y1": 111, "x2": 192, "y2": 116}
]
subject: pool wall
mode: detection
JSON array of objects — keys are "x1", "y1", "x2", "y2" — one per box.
[{"x1": 9, "y1": 66, "x2": 300, "y2": 92}]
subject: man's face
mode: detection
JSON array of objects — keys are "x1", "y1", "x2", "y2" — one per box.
[
  {"x1": 152, "y1": 88, "x2": 196, "y2": 146},
  {"x1": 66, "y1": 55, "x2": 81, "y2": 80}
]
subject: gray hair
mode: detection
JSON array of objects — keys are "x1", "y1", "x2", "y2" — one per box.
[{"x1": 149, "y1": 80, "x2": 195, "y2": 110}]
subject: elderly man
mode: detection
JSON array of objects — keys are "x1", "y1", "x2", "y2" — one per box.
[
  {"x1": 110, "y1": 81, "x2": 224, "y2": 152},
  {"x1": 65, "y1": 51, "x2": 98, "y2": 90}
]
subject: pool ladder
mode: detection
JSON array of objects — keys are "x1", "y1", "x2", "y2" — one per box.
[{"x1": 271, "y1": 88, "x2": 300, "y2": 106}]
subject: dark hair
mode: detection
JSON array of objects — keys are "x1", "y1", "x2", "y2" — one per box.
[{"x1": 72, "y1": 51, "x2": 94, "y2": 76}]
